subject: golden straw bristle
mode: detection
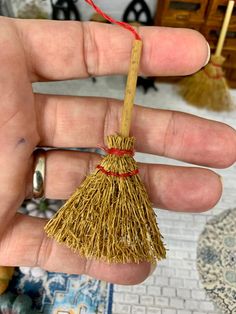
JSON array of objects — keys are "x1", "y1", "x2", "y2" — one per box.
[{"x1": 45, "y1": 135, "x2": 166, "y2": 264}]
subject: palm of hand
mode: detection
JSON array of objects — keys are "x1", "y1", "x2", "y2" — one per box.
[{"x1": 0, "y1": 17, "x2": 235, "y2": 284}]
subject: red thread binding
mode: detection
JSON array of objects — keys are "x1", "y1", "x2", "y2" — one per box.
[
  {"x1": 102, "y1": 147, "x2": 135, "y2": 157},
  {"x1": 97, "y1": 165, "x2": 139, "y2": 178},
  {"x1": 85, "y1": 0, "x2": 141, "y2": 40},
  {"x1": 210, "y1": 61, "x2": 222, "y2": 68},
  {"x1": 203, "y1": 68, "x2": 223, "y2": 80}
]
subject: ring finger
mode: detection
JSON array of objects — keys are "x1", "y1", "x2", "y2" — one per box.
[{"x1": 27, "y1": 150, "x2": 222, "y2": 212}]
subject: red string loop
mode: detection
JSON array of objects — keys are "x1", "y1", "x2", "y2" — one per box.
[
  {"x1": 85, "y1": 0, "x2": 141, "y2": 40},
  {"x1": 97, "y1": 165, "x2": 139, "y2": 178}
]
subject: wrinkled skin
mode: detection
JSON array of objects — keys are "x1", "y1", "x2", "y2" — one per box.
[{"x1": 0, "y1": 17, "x2": 235, "y2": 285}]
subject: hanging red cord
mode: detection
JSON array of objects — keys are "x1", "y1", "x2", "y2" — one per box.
[{"x1": 85, "y1": 0, "x2": 141, "y2": 40}]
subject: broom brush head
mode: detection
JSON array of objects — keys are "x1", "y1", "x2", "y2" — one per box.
[
  {"x1": 179, "y1": 55, "x2": 234, "y2": 111},
  {"x1": 45, "y1": 134, "x2": 166, "y2": 264}
]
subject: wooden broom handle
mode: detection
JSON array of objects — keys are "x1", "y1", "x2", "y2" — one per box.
[
  {"x1": 215, "y1": 0, "x2": 235, "y2": 57},
  {"x1": 120, "y1": 40, "x2": 142, "y2": 137}
]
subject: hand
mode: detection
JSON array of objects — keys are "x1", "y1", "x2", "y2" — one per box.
[{"x1": 0, "y1": 17, "x2": 235, "y2": 285}]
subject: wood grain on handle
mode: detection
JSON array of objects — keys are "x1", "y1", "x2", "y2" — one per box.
[{"x1": 120, "y1": 40, "x2": 142, "y2": 137}]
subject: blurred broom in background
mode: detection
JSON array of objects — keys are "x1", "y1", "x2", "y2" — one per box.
[{"x1": 179, "y1": 0, "x2": 235, "y2": 111}]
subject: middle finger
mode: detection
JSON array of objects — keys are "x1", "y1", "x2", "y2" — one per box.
[{"x1": 35, "y1": 94, "x2": 236, "y2": 168}]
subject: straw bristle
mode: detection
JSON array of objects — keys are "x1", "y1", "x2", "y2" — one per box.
[
  {"x1": 179, "y1": 55, "x2": 234, "y2": 111},
  {"x1": 45, "y1": 135, "x2": 166, "y2": 264}
]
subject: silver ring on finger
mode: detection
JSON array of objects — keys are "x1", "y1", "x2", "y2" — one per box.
[{"x1": 32, "y1": 149, "x2": 46, "y2": 199}]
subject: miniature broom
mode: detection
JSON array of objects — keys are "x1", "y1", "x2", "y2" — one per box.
[
  {"x1": 179, "y1": 0, "x2": 235, "y2": 111},
  {"x1": 45, "y1": 0, "x2": 166, "y2": 264}
]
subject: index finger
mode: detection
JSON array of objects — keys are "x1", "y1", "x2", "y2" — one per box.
[{"x1": 12, "y1": 18, "x2": 210, "y2": 81}]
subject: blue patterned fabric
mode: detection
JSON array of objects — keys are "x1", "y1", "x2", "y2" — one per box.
[
  {"x1": 8, "y1": 268, "x2": 113, "y2": 314},
  {"x1": 197, "y1": 209, "x2": 236, "y2": 314}
]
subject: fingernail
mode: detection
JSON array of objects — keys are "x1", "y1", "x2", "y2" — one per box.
[
  {"x1": 204, "y1": 42, "x2": 211, "y2": 66},
  {"x1": 149, "y1": 263, "x2": 157, "y2": 277}
]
